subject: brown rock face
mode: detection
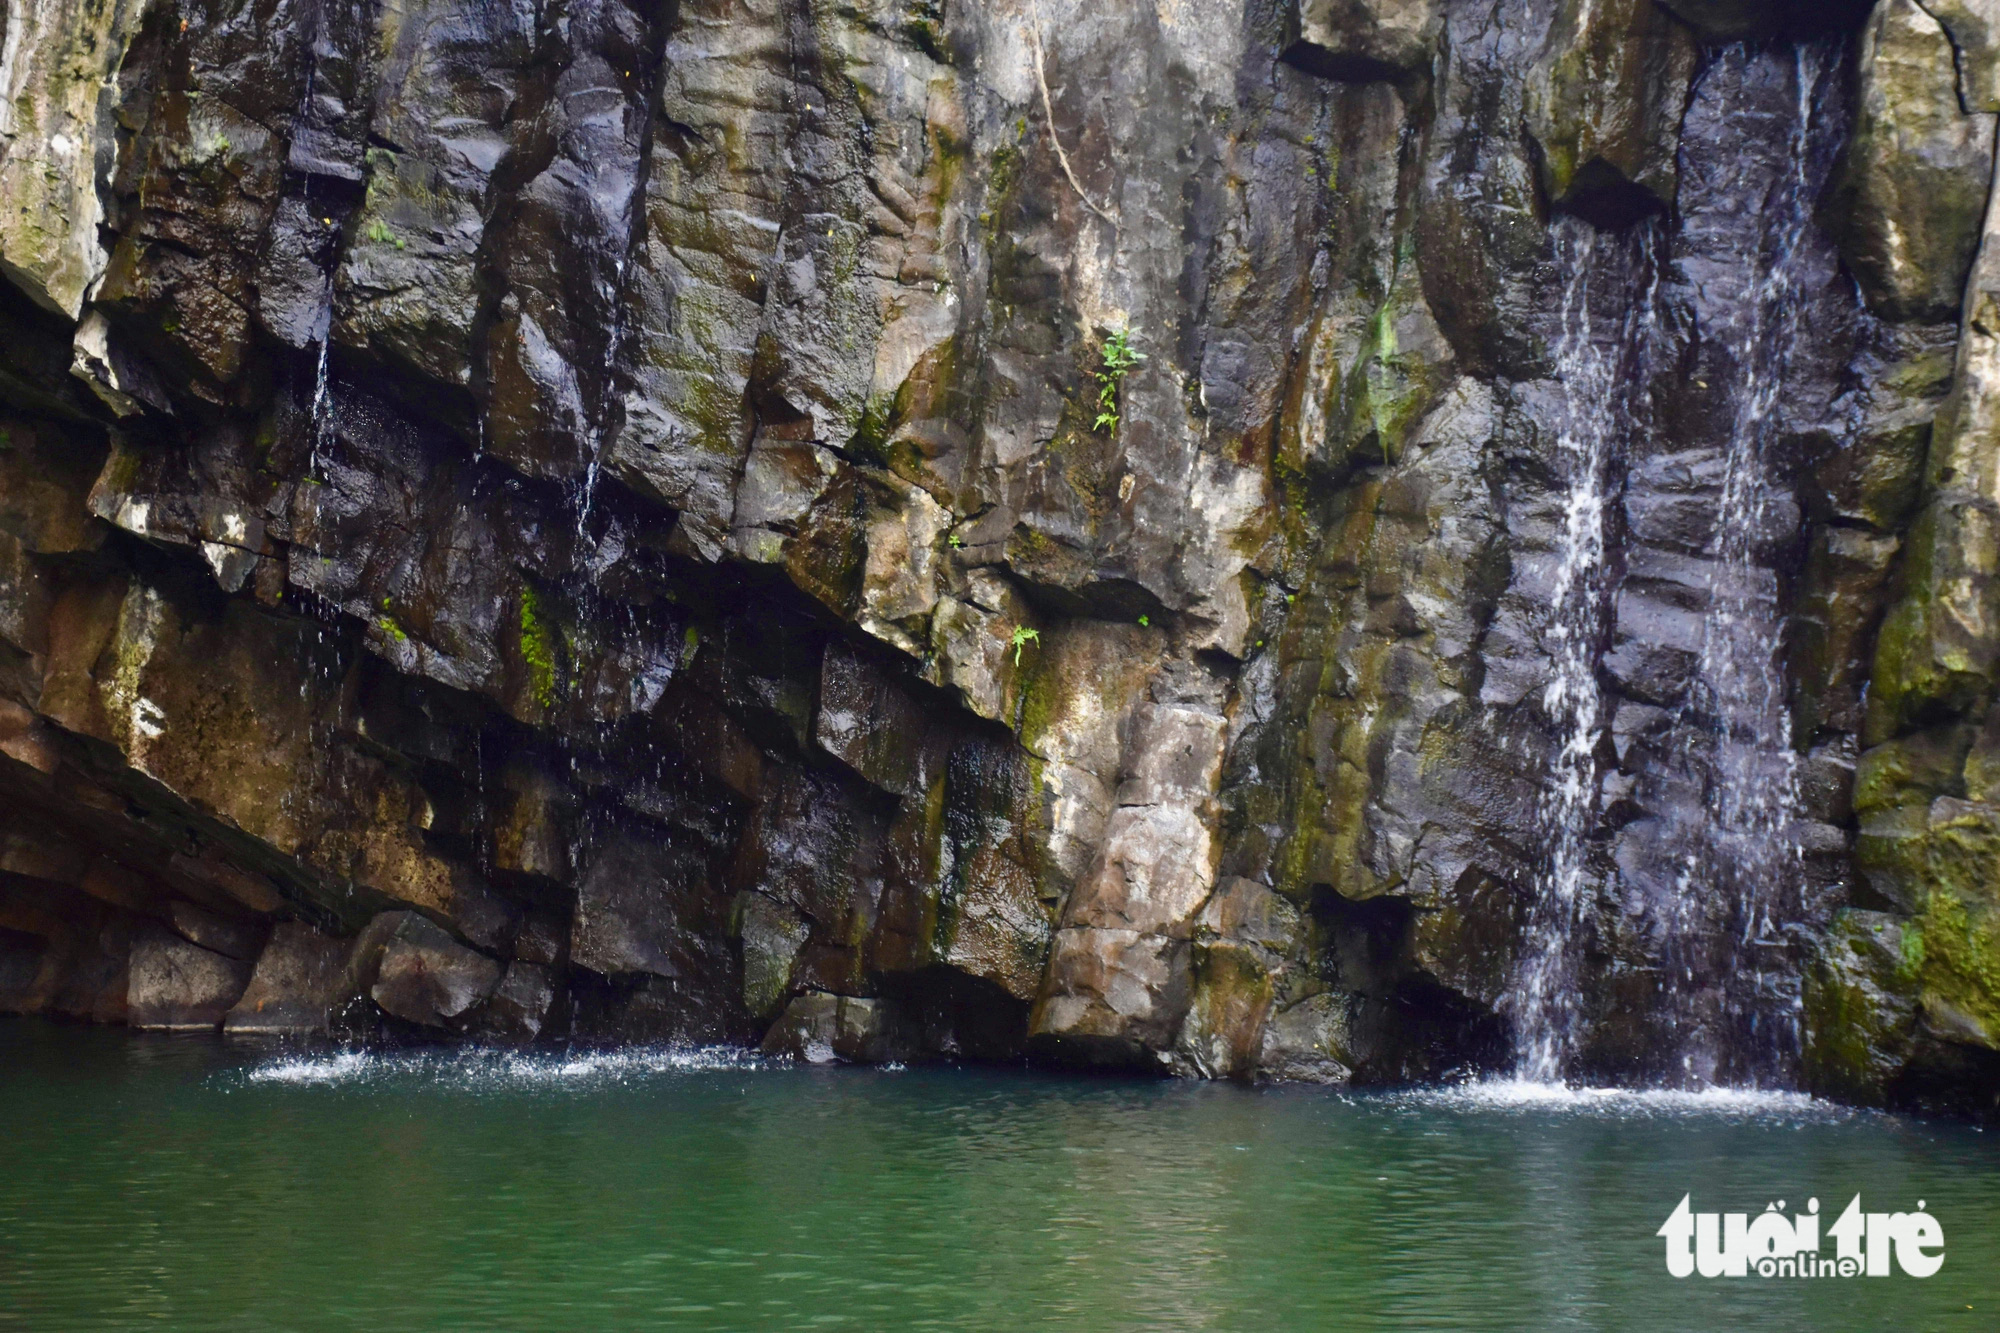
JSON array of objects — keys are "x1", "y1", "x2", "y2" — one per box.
[
  {"x1": 0, "y1": 0, "x2": 1992, "y2": 1115},
  {"x1": 1833, "y1": 0, "x2": 1998, "y2": 322}
]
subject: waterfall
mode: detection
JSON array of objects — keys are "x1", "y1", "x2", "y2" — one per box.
[
  {"x1": 1508, "y1": 44, "x2": 1845, "y2": 1089},
  {"x1": 1509, "y1": 218, "x2": 1661, "y2": 1083},
  {"x1": 1656, "y1": 45, "x2": 1840, "y2": 1086}
]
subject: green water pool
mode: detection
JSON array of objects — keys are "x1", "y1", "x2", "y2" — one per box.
[{"x1": 1, "y1": 1020, "x2": 1994, "y2": 1330}]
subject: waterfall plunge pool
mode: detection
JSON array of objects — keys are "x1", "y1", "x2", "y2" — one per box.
[{"x1": 1, "y1": 1019, "x2": 1994, "y2": 1331}]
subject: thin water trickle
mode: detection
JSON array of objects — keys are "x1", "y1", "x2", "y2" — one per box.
[
  {"x1": 307, "y1": 287, "x2": 334, "y2": 479},
  {"x1": 575, "y1": 252, "x2": 632, "y2": 540}
]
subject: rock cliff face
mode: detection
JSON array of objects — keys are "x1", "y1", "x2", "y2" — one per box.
[{"x1": 0, "y1": 0, "x2": 1994, "y2": 1115}]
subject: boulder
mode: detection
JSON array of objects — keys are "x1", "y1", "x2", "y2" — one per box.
[
  {"x1": 736, "y1": 892, "x2": 809, "y2": 1022},
  {"x1": 1257, "y1": 994, "x2": 1357, "y2": 1085},
  {"x1": 224, "y1": 923, "x2": 353, "y2": 1035},
  {"x1": 0, "y1": 0, "x2": 156, "y2": 316},
  {"x1": 362, "y1": 911, "x2": 502, "y2": 1028},
  {"x1": 127, "y1": 928, "x2": 253, "y2": 1030},
  {"x1": 1524, "y1": 0, "x2": 1697, "y2": 226},
  {"x1": 1834, "y1": 0, "x2": 1998, "y2": 323},
  {"x1": 1804, "y1": 910, "x2": 1921, "y2": 1102},
  {"x1": 168, "y1": 900, "x2": 268, "y2": 961},
  {"x1": 1031, "y1": 927, "x2": 1190, "y2": 1066},
  {"x1": 571, "y1": 834, "x2": 725, "y2": 981},
  {"x1": 473, "y1": 962, "x2": 555, "y2": 1042},
  {"x1": 1174, "y1": 880, "x2": 1302, "y2": 1078},
  {"x1": 1925, "y1": 0, "x2": 2000, "y2": 112},
  {"x1": 1032, "y1": 700, "x2": 1228, "y2": 1064},
  {"x1": 813, "y1": 640, "x2": 942, "y2": 800},
  {"x1": 1282, "y1": 0, "x2": 1442, "y2": 80},
  {"x1": 760, "y1": 991, "x2": 916, "y2": 1064},
  {"x1": 1866, "y1": 141, "x2": 2000, "y2": 741}
]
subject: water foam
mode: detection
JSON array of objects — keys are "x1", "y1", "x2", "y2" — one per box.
[
  {"x1": 236, "y1": 1045, "x2": 772, "y2": 1091},
  {"x1": 1388, "y1": 1078, "x2": 1852, "y2": 1121}
]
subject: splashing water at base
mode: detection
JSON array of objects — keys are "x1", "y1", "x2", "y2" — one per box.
[{"x1": 238, "y1": 1044, "x2": 773, "y2": 1090}]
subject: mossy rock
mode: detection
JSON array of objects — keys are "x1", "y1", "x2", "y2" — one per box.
[{"x1": 1803, "y1": 909, "x2": 1919, "y2": 1103}]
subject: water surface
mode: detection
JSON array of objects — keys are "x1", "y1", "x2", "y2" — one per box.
[{"x1": 1, "y1": 1020, "x2": 1994, "y2": 1330}]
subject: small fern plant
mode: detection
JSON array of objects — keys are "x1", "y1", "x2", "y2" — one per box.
[{"x1": 1093, "y1": 328, "x2": 1143, "y2": 433}]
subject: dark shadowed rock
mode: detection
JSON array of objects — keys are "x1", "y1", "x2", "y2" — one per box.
[
  {"x1": 1257, "y1": 995, "x2": 1357, "y2": 1085},
  {"x1": 760, "y1": 991, "x2": 916, "y2": 1064},
  {"x1": 474, "y1": 962, "x2": 556, "y2": 1042},
  {"x1": 572, "y1": 834, "x2": 733, "y2": 988},
  {"x1": 736, "y1": 891, "x2": 809, "y2": 1022},
  {"x1": 363, "y1": 911, "x2": 502, "y2": 1027},
  {"x1": 225, "y1": 924, "x2": 354, "y2": 1036},
  {"x1": 168, "y1": 900, "x2": 268, "y2": 962},
  {"x1": 128, "y1": 929, "x2": 253, "y2": 1030}
]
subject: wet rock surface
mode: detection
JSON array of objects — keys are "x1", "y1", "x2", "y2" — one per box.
[{"x1": 0, "y1": 0, "x2": 1992, "y2": 1116}]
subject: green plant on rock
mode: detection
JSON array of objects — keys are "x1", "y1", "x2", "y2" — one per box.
[
  {"x1": 519, "y1": 586, "x2": 559, "y2": 710},
  {"x1": 1093, "y1": 328, "x2": 1144, "y2": 434},
  {"x1": 1010, "y1": 625, "x2": 1040, "y2": 666}
]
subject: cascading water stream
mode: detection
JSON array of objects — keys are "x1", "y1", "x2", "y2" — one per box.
[
  {"x1": 1656, "y1": 44, "x2": 1840, "y2": 1087},
  {"x1": 1507, "y1": 43, "x2": 1844, "y2": 1089},
  {"x1": 1509, "y1": 218, "x2": 1661, "y2": 1084}
]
